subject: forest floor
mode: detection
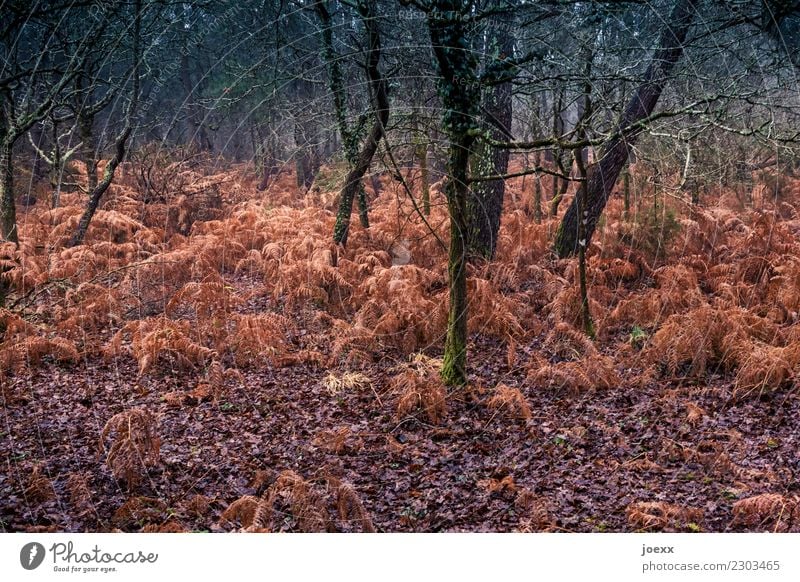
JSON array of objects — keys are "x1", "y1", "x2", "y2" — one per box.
[
  {"x1": 2, "y1": 337, "x2": 799, "y2": 532},
  {"x1": 2, "y1": 157, "x2": 800, "y2": 532}
]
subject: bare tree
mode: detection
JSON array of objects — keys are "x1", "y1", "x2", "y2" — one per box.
[{"x1": 553, "y1": 0, "x2": 696, "y2": 257}]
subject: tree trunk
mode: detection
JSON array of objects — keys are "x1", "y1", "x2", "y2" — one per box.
[
  {"x1": 467, "y1": 18, "x2": 513, "y2": 261},
  {"x1": 69, "y1": 127, "x2": 131, "y2": 247},
  {"x1": 79, "y1": 111, "x2": 98, "y2": 196},
  {"x1": 554, "y1": 0, "x2": 695, "y2": 257},
  {"x1": 442, "y1": 136, "x2": 471, "y2": 386},
  {"x1": 418, "y1": 139, "x2": 430, "y2": 215},
  {"x1": 294, "y1": 121, "x2": 317, "y2": 191},
  {"x1": 532, "y1": 150, "x2": 543, "y2": 222},
  {"x1": 0, "y1": 137, "x2": 17, "y2": 245},
  {"x1": 0, "y1": 134, "x2": 16, "y2": 307},
  {"x1": 331, "y1": 0, "x2": 388, "y2": 246},
  {"x1": 549, "y1": 86, "x2": 566, "y2": 215},
  {"x1": 426, "y1": 0, "x2": 481, "y2": 386},
  {"x1": 69, "y1": 0, "x2": 140, "y2": 247}
]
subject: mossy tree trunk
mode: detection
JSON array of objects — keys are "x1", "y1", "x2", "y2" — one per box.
[
  {"x1": 69, "y1": 0, "x2": 141, "y2": 247},
  {"x1": 424, "y1": 0, "x2": 481, "y2": 386},
  {"x1": 554, "y1": 0, "x2": 695, "y2": 257},
  {"x1": 417, "y1": 138, "x2": 430, "y2": 215},
  {"x1": 0, "y1": 133, "x2": 15, "y2": 308},
  {"x1": 317, "y1": 0, "x2": 387, "y2": 246},
  {"x1": 320, "y1": 0, "x2": 388, "y2": 247},
  {"x1": 467, "y1": 18, "x2": 513, "y2": 262},
  {"x1": 0, "y1": 135, "x2": 18, "y2": 246}
]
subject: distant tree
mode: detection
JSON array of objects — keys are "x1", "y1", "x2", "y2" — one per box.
[{"x1": 554, "y1": 0, "x2": 696, "y2": 257}]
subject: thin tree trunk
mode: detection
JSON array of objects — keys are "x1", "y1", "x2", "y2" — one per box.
[
  {"x1": 575, "y1": 151, "x2": 593, "y2": 337},
  {"x1": 0, "y1": 137, "x2": 16, "y2": 245},
  {"x1": 550, "y1": 159, "x2": 569, "y2": 216},
  {"x1": 69, "y1": 0, "x2": 141, "y2": 247},
  {"x1": 79, "y1": 111, "x2": 97, "y2": 195},
  {"x1": 467, "y1": 18, "x2": 513, "y2": 261},
  {"x1": 69, "y1": 126, "x2": 132, "y2": 247},
  {"x1": 0, "y1": 135, "x2": 16, "y2": 308},
  {"x1": 442, "y1": 136, "x2": 471, "y2": 385},
  {"x1": 554, "y1": 0, "x2": 695, "y2": 257},
  {"x1": 533, "y1": 150, "x2": 543, "y2": 222},
  {"x1": 331, "y1": 0, "x2": 388, "y2": 246},
  {"x1": 418, "y1": 139, "x2": 430, "y2": 215},
  {"x1": 549, "y1": 86, "x2": 565, "y2": 215},
  {"x1": 574, "y1": 41, "x2": 595, "y2": 338}
]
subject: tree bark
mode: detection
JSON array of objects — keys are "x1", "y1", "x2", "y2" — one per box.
[
  {"x1": 417, "y1": 138, "x2": 430, "y2": 215},
  {"x1": 467, "y1": 18, "x2": 513, "y2": 261},
  {"x1": 424, "y1": 0, "x2": 481, "y2": 386},
  {"x1": 554, "y1": 0, "x2": 695, "y2": 257},
  {"x1": 78, "y1": 110, "x2": 97, "y2": 195},
  {"x1": 69, "y1": 126, "x2": 131, "y2": 247},
  {"x1": 549, "y1": 86, "x2": 567, "y2": 215},
  {"x1": 0, "y1": 136, "x2": 16, "y2": 245},
  {"x1": 331, "y1": 0, "x2": 388, "y2": 246},
  {"x1": 0, "y1": 133, "x2": 15, "y2": 307},
  {"x1": 69, "y1": 0, "x2": 141, "y2": 247},
  {"x1": 532, "y1": 150, "x2": 543, "y2": 222}
]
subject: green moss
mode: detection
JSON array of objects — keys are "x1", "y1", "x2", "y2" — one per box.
[{"x1": 441, "y1": 330, "x2": 466, "y2": 386}]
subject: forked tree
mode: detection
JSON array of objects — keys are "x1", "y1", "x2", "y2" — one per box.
[
  {"x1": 317, "y1": 0, "x2": 390, "y2": 247},
  {"x1": 553, "y1": 0, "x2": 696, "y2": 257}
]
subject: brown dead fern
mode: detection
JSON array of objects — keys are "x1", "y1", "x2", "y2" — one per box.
[
  {"x1": 391, "y1": 355, "x2": 447, "y2": 424},
  {"x1": 487, "y1": 383, "x2": 532, "y2": 421},
  {"x1": 100, "y1": 409, "x2": 160, "y2": 488},
  {"x1": 626, "y1": 501, "x2": 703, "y2": 531},
  {"x1": 731, "y1": 494, "x2": 799, "y2": 531}
]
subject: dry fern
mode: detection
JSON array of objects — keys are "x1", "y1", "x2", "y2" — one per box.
[
  {"x1": 391, "y1": 355, "x2": 447, "y2": 424},
  {"x1": 24, "y1": 463, "x2": 54, "y2": 503},
  {"x1": 487, "y1": 383, "x2": 531, "y2": 421},
  {"x1": 514, "y1": 490, "x2": 555, "y2": 532},
  {"x1": 249, "y1": 470, "x2": 329, "y2": 533},
  {"x1": 329, "y1": 477, "x2": 376, "y2": 532},
  {"x1": 221, "y1": 495, "x2": 261, "y2": 528},
  {"x1": 66, "y1": 472, "x2": 93, "y2": 514},
  {"x1": 543, "y1": 322, "x2": 597, "y2": 360},
  {"x1": 100, "y1": 409, "x2": 160, "y2": 488},
  {"x1": 528, "y1": 352, "x2": 619, "y2": 395},
  {"x1": 731, "y1": 493, "x2": 799, "y2": 531},
  {"x1": 105, "y1": 317, "x2": 214, "y2": 376},
  {"x1": 626, "y1": 501, "x2": 703, "y2": 531},
  {"x1": 112, "y1": 496, "x2": 167, "y2": 529}
]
